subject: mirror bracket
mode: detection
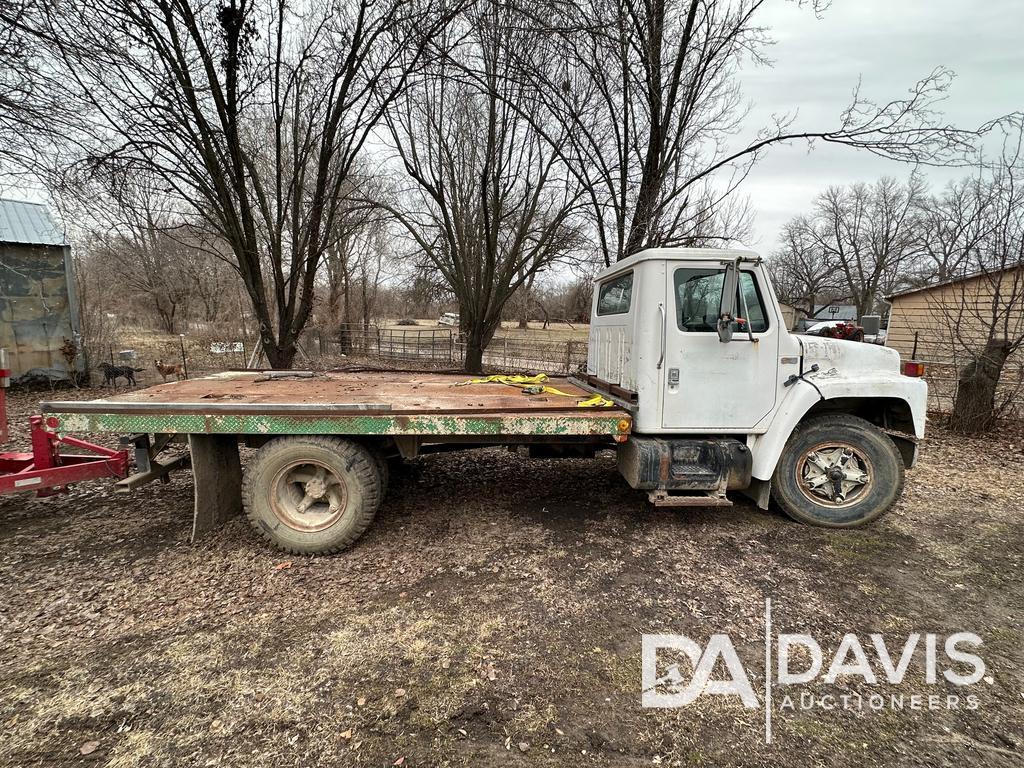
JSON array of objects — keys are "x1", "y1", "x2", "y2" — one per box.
[{"x1": 717, "y1": 258, "x2": 740, "y2": 343}]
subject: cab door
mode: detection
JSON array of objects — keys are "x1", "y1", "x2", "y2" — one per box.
[{"x1": 660, "y1": 264, "x2": 779, "y2": 431}]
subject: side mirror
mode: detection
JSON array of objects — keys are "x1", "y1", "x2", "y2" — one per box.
[{"x1": 717, "y1": 259, "x2": 739, "y2": 343}]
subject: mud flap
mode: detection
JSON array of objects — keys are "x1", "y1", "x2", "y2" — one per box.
[
  {"x1": 188, "y1": 434, "x2": 242, "y2": 541},
  {"x1": 740, "y1": 477, "x2": 771, "y2": 510}
]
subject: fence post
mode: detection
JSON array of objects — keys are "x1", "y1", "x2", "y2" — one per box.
[
  {"x1": 565, "y1": 341, "x2": 572, "y2": 374},
  {"x1": 179, "y1": 334, "x2": 189, "y2": 379}
]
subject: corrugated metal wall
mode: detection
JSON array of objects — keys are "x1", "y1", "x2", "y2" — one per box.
[{"x1": 0, "y1": 242, "x2": 77, "y2": 381}]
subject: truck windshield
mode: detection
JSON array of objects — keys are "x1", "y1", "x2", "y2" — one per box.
[{"x1": 673, "y1": 268, "x2": 769, "y2": 333}]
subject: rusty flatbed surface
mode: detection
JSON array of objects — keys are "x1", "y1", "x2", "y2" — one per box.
[{"x1": 42, "y1": 371, "x2": 632, "y2": 439}]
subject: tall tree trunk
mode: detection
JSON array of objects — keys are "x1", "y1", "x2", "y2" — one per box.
[
  {"x1": 339, "y1": 269, "x2": 353, "y2": 354},
  {"x1": 948, "y1": 339, "x2": 1011, "y2": 434},
  {"x1": 156, "y1": 298, "x2": 176, "y2": 334},
  {"x1": 462, "y1": 318, "x2": 499, "y2": 374},
  {"x1": 263, "y1": 339, "x2": 298, "y2": 369},
  {"x1": 464, "y1": 339, "x2": 485, "y2": 374},
  {"x1": 361, "y1": 272, "x2": 372, "y2": 334},
  {"x1": 517, "y1": 271, "x2": 537, "y2": 329}
]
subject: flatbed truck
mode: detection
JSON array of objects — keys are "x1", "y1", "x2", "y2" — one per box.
[{"x1": 41, "y1": 248, "x2": 927, "y2": 554}]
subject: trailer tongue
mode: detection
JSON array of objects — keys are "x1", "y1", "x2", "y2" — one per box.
[{"x1": 0, "y1": 350, "x2": 130, "y2": 497}]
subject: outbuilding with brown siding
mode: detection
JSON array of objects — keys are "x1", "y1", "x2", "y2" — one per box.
[
  {"x1": 886, "y1": 265, "x2": 1024, "y2": 410},
  {"x1": 886, "y1": 266, "x2": 1024, "y2": 360}
]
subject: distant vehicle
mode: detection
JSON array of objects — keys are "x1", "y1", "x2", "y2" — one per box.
[
  {"x1": 802, "y1": 320, "x2": 886, "y2": 344},
  {"x1": 803, "y1": 320, "x2": 848, "y2": 336},
  {"x1": 802, "y1": 320, "x2": 865, "y2": 342},
  {"x1": 438, "y1": 312, "x2": 460, "y2": 327}
]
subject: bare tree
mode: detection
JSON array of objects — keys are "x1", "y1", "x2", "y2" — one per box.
[
  {"x1": 774, "y1": 176, "x2": 926, "y2": 318},
  {"x1": 321, "y1": 200, "x2": 392, "y2": 350},
  {"x1": 913, "y1": 177, "x2": 991, "y2": 285},
  {"x1": 67, "y1": 180, "x2": 243, "y2": 333},
  {"x1": 30, "y1": 0, "x2": 457, "y2": 367},
  {"x1": 531, "y1": 0, "x2": 985, "y2": 265},
  {"x1": 382, "y1": 0, "x2": 584, "y2": 372},
  {"x1": 71, "y1": 246, "x2": 120, "y2": 375},
  {"x1": 0, "y1": 0, "x2": 53, "y2": 178},
  {"x1": 769, "y1": 217, "x2": 840, "y2": 318},
  {"x1": 936, "y1": 126, "x2": 1024, "y2": 433}
]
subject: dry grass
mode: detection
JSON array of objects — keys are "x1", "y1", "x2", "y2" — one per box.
[{"x1": 0, "y1": 389, "x2": 1021, "y2": 766}]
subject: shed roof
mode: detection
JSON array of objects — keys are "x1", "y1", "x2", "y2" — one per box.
[
  {"x1": 0, "y1": 198, "x2": 66, "y2": 246},
  {"x1": 886, "y1": 263, "x2": 1024, "y2": 301}
]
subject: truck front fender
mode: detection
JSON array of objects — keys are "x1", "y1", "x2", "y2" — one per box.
[{"x1": 749, "y1": 373, "x2": 927, "y2": 481}]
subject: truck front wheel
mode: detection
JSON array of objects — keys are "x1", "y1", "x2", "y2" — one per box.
[
  {"x1": 242, "y1": 436, "x2": 383, "y2": 554},
  {"x1": 771, "y1": 414, "x2": 905, "y2": 527}
]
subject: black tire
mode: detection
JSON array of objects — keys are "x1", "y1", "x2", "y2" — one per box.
[
  {"x1": 771, "y1": 413, "x2": 904, "y2": 528},
  {"x1": 242, "y1": 436, "x2": 383, "y2": 554},
  {"x1": 371, "y1": 446, "x2": 389, "y2": 497}
]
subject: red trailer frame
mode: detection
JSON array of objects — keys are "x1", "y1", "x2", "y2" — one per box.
[{"x1": 0, "y1": 355, "x2": 130, "y2": 496}]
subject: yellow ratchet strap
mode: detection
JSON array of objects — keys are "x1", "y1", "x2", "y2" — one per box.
[{"x1": 455, "y1": 373, "x2": 613, "y2": 407}]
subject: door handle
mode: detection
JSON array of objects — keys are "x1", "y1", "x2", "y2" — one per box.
[{"x1": 657, "y1": 303, "x2": 666, "y2": 370}]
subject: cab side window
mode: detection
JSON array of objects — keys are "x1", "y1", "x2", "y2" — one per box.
[
  {"x1": 597, "y1": 271, "x2": 633, "y2": 316},
  {"x1": 674, "y1": 269, "x2": 723, "y2": 331},
  {"x1": 673, "y1": 268, "x2": 769, "y2": 333}
]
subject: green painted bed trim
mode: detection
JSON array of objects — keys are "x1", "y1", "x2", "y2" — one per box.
[{"x1": 49, "y1": 411, "x2": 629, "y2": 438}]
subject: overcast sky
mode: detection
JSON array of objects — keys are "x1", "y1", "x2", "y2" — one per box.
[
  {"x1": 7, "y1": 0, "x2": 1022, "y2": 266},
  {"x1": 736, "y1": 0, "x2": 1024, "y2": 255}
]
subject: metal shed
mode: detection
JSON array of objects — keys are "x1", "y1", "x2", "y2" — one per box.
[{"x1": 0, "y1": 198, "x2": 81, "y2": 382}]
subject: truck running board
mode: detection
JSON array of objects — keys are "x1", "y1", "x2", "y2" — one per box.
[{"x1": 647, "y1": 490, "x2": 733, "y2": 508}]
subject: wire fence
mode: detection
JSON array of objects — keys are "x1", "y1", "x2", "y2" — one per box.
[
  {"x1": 319, "y1": 325, "x2": 589, "y2": 375},
  {"x1": 916, "y1": 360, "x2": 1024, "y2": 418},
  {"x1": 87, "y1": 324, "x2": 1024, "y2": 420}
]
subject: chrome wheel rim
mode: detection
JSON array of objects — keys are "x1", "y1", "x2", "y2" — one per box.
[
  {"x1": 270, "y1": 460, "x2": 348, "y2": 532},
  {"x1": 795, "y1": 442, "x2": 873, "y2": 509}
]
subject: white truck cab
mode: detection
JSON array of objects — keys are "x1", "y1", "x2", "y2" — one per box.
[{"x1": 585, "y1": 248, "x2": 926, "y2": 527}]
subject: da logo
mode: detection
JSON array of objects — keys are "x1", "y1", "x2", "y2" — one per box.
[{"x1": 641, "y1": 634, "x2": 759, "y2": 709}]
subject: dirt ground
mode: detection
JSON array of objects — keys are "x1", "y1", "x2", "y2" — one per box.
[{"x1": 0, "y1": 386, "x2": 1021, "y2": 767}]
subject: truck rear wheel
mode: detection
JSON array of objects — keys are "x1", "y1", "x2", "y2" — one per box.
[
  {"x1": 242, "y1": 436, "x2": 383, "y2": 554},
  {"x1": 771, "y1": 414, "x2": 904, "y2": 527}
]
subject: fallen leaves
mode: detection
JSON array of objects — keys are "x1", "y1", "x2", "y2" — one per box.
[
  {"x1": 3, "y1": 399, "x2": 1023, "y2": 768},
  {"x1": 79, "y1": 741, "x2": 99, "y2": 756}
]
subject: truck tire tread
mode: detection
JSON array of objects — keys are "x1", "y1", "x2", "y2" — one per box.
[
  {"x1": 242, "y1": 436, "x2": 383, "y2": 555},
  {"x1": 771, "y1": 413, "x2": 905, "y2": 528}
]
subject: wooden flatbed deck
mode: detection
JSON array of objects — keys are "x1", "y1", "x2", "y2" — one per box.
[{"x1": 42, "y1": 371, "x2": 632, "y2": 439}]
